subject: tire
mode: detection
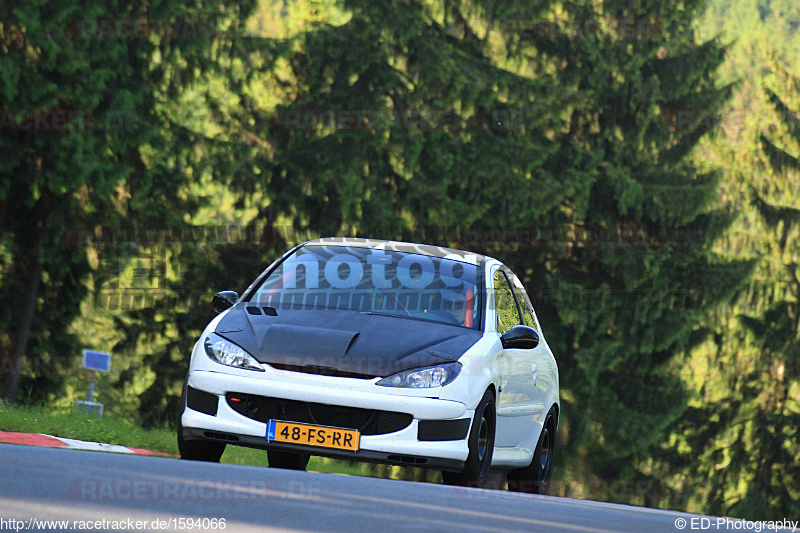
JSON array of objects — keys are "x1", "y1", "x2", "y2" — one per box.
[
  {"x1": 441, "y1": 389, "x2": 495, "y2": 488},
  {"x1": 507, "y1": 405, "x2": 557, "y2": 494},
  {"x1": 267, "y1": 450, "x2": 310, "y2": 471},
  {"x1": 177, "y1": 382, "x2": 225, "y2": 462}
]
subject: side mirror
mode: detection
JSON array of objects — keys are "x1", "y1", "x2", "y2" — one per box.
[
  {"x1": 212, "y1": 291, "x2": 239, "y2": 314},
  {"x1": 501, "y1": 325, "x2": 539, "y2": 350}
]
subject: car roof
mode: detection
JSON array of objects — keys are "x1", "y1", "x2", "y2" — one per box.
[{"x1": 302, "y1": 237, "x2": 489, "y2": 266}]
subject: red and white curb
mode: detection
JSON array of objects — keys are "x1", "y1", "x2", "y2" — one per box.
[{"x1": 0, "y1": 431, "x2": 174, "y2": 456}]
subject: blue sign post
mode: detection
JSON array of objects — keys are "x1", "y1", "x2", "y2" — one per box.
[
  {"x1": 83, "y1": 350, "x2": 111, "y2": 373},
  {"x1": 77, "y1": 350, "x2": 111, "y2": 417}
]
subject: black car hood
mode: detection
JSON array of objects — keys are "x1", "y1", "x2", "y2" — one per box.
[{"x1": 214, "y1": 304, "x2": 482, "y2": 378}]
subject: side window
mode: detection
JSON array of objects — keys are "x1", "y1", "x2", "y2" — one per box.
[
  {"x1": 509, "y1": 273, "x2": 538, "y2": 332},
  {"x1": 493, "y1": 270, "x2": 521, "y2": 334}
]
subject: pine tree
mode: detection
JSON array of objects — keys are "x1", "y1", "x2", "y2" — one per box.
[
  {"x1": 0, "y1": 0, "x2": 260, "y2": 402},
  {"x1": 490, "y1": 0, "x2": 753, "y2": 501},
  {"x1": 652, "y1": 0, "x2": 800, "y2": 514},
  {"x1": 668, "y1": 76, "x2": 800, "y2": 519}
]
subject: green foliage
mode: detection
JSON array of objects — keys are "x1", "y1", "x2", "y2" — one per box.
[
  {"x1": 0, "y1": 0, "x2": 264, "y2": 407},
  {"x1": 651, "y1": 1, "x2": 800, "y2": 519},
  {"x1": 2, "y1": 0, "x2": 798, "y2": 521},
  {"x1": 478, "y1": 0, "x2": 754, "y2": 510},
  {"x1": 684, "y1": 79, "x2": 800, "y2": 519}
]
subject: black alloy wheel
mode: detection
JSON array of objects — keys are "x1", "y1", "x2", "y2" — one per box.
[{"x1": 507, "y1": 406, "x2": 557, "y2": 494}]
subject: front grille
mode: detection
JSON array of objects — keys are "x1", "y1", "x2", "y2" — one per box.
[
  {"x1": 226, "y1": 393, "x2": 413, "y2": 436},
  {"x1": 268, "y1": 362, "x2": 376, "y2": 379}
]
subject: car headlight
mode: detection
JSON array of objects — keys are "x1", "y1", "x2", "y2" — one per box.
[
  {"x1": 376, "y1": 362, "x2": 461, "y2": 388},
  {"x1": 203, "y1": 333, "x2": 264, "y2": 371}
]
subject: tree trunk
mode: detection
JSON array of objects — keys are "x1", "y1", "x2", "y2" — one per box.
[{"x1": 2, "y1": 225, "x2": 43, "y2": 403}]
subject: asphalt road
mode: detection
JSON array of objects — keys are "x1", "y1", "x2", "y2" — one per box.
[{"x1": 0, "y1": 443, "x2": 792, "y2": 532}]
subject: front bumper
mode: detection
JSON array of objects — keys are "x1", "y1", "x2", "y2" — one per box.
[
  {"x1": 181, "y1": 370, "x2": 473, "y2": 470},
  {"x1": 180, "y1": 427, "x2": 465, "y2": 472}
]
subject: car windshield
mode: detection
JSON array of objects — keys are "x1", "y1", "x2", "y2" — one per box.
[{"x1": 248, "y1": 245, "x2": 481, "y2": 329}]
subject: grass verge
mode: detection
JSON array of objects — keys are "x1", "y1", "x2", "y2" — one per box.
[{"x1": 0, "y1": 402, "x2": 178, "y2": 453}]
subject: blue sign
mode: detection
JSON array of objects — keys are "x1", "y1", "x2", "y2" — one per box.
[
  {"x1": 266, "y1": 420, "x2": 276, "y2": 441},
  {"x1": 82, "y1": 350, "x2": 111, "y2": 372}
]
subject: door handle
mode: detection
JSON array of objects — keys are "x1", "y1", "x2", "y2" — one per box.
[{"x1": 531, "y1": 363, "x2": 537, "y2": 386}]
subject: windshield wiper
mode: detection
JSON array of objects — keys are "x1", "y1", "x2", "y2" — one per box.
[{"x1": 360, "y1": 311, "x2": 405, "y2": 319}]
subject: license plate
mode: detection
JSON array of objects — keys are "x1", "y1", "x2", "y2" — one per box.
[{"x1": 266, "y1": 420, "x2": 360, "y2": 451}]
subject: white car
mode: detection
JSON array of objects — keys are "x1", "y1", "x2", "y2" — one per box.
[{"x1": 178, "y1": 237, "x2": 560, "y2": 491}]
